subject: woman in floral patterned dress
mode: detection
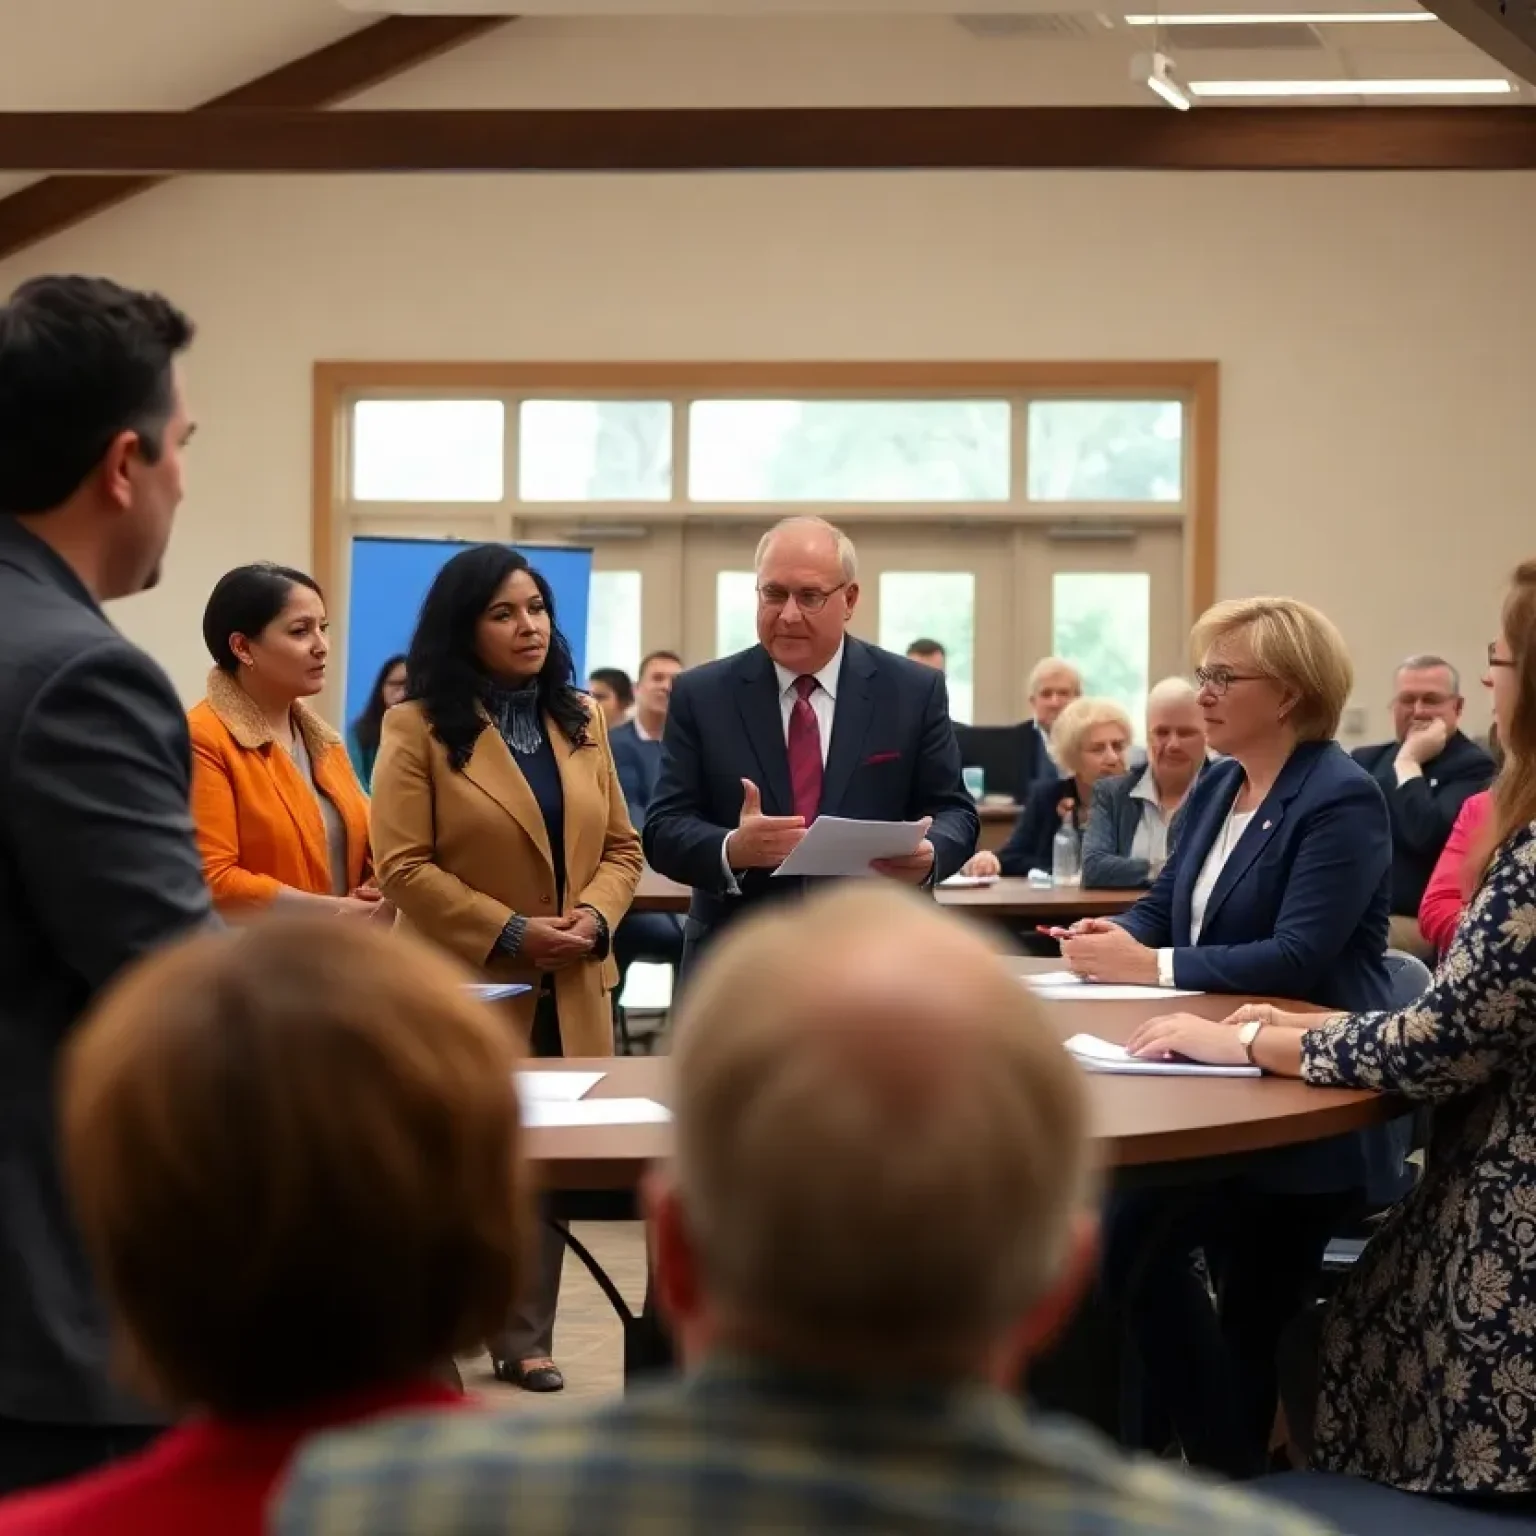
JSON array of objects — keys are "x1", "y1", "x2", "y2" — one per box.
[{"x1": 1123, "y1": 557, "x2": 1536, "y2": 1501}]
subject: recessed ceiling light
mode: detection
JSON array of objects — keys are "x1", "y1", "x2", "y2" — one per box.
[
  {"x1": 1187, "y1": 76, "x2": 1514, "y2": 95},
  {"x1": 1126, "y1": 11, "x2": 1434, "y2": 21}
]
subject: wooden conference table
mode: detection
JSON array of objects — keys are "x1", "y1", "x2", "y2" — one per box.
[
  {"x1": 631, "y1": 867, "x2": 1144, "y2": 923},
  {"x1": 523, "y1": 957, "x2": 1396, "y2": 1193}
]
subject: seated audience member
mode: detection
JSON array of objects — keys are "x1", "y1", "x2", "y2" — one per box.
[
  {"x1": 190, "y1": 565, "x2": 381, "y2": 919},
  {"x1": 1127, "y1": 560, "x2": 1536, "y2": 1506},
  {"x1": 587, "y1": 666, "x2": 633, "y2": 730},
  {"x1": 1082, "y1": 677, "x2": 1208, "y2": 889},
  {"x1": 609, "y1": 650, "x2": 682, "y2": 823},
  {"x1": 0, "y1": 917, "x2": 526, "y2": 1536},
  {"x1": 905, "y1": 636, "x2": 946, "y2": 670},
  {"x1": 609, "y1": 649, "x2": 686, "y2": 986},
  {"x1": 1417, "y1": 787, "x2": 1491, "y2": 954},
  {"x1": 274, "y1": 885, "x2": 1331, "y2": 1536},
  {"x1": 963, "y1": 696, "x2": 1130, "y2": 879},
  {"x1": 1022, "y1": 654, "x2": 1083, "y2": 776},
  {"x1": 347, "y1": 652, "x2": 407, "y2": 791},
  {"x1": 1350, "y1": 654, "x2": 1494, "y2": 955},
  {"x1": 1060, "y1": 596, "x2": 1394, "y2": 1481}
]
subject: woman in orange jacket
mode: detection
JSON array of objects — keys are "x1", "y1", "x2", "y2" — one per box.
[{"x1": 189, "y1": 564, "x2": 383, "y2": 919}]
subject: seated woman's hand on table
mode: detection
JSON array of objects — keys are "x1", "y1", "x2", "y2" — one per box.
[
  {"x1": 1060, "y1": 921, "x2": 1158, "y2": 985},
  {"x1": 961, "y1": 850, "x2": 1000, "y2": 878},
  {"x1": 1126, "y1": 1002, "x2": 1316, "y2": 1066}
]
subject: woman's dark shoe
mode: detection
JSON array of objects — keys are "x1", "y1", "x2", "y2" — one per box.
[{"x1": 494, "y1": 1356, "x2": 564, "y2": 1393}]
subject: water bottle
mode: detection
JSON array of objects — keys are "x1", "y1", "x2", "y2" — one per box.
[{"x1": 1051, "y1": 810, "x2": 1081, "y2": 888}]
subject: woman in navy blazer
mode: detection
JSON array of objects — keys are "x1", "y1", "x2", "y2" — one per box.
[{"x1": 1061, "y1": 596, "x2": 1393, "y2": 1480}]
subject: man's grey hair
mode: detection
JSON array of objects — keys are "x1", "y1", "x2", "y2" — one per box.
[
  {"x1": 1397, "y1": 654, "x2": 1461, "y2": 696},
  {"x1": 1146, "y1": 676, "x2": 1199, "y2": 712},
  {"x1": 754, "y1": 517, "x2": 858, "y2": 584}
]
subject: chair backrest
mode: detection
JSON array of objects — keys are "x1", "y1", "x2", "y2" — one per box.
[{"x1": 1383, "y1": 948, "x2": 1434, "y2": 1009}]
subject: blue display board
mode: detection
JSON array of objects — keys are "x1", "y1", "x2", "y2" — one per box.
[{"x1": 346, "y1": 537, "x2": 593, "y2": 722}]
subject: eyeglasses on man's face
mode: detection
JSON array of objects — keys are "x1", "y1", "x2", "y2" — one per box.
[
  {"x1": 1194, "y1": 665, "x2": 1265, "y2": 698},
  {"x1": 1488, "y1": 641, "x2": 1516, "y2": 670},
  {"x1": 757, "y1": 582, "x2": 846, "y2": 614}
]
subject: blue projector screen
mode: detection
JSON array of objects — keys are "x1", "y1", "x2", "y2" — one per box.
[{"x1": 346, "y1": 537, "x2": 593, "y2": 723}]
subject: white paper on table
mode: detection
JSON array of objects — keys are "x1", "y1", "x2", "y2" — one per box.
[
  {"x1": 521, "y1": 1097, "x2": 673, "y2": 1129},
  {"x1": 515, "y1": 1071, "x2": 605, "y2": 1103},
  {"x1": 1064, "y1": 1033, "x2": 1259, "y2": 1078},
  {"x1": 771, "y1": 815, "x2": 927, "y2": 879},
  {"x1": 466, "y1": 983, "x2": 533, "y2": 1003},
  {"x1": 1022, "y1": 971, "x2": 1203, "y2": 1002},
  {"x1": 940, "y1": 873, "x2": 998, "y2": 889}
]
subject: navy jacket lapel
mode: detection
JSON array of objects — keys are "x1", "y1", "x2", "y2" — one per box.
[
  {"x1": 1196, "y1": 743, "x2": 1327, "y2": 938},
  {"x1": 819, "y1": 639, "x2": 877, "y2": 815},
  {"x1": 735, "y1": 648, "x2": 794, "y2": 815}
]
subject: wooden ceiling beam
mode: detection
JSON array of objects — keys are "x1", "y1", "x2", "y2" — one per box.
[
  {"x1": 0, "y1": 105, "x2": 1533, "y2": 174},
  {"x1": 0, "y1": 16, "x2": 510, "y2": 262}
]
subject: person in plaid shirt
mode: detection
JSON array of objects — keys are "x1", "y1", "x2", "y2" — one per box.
[{"x1": 273, "y1": 884, "x2": 1334, "y2": 1536}]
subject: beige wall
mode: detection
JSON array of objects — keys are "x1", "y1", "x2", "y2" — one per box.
[{"x1": 0, "y1": 154, "x2": 1529, "y2": 736}]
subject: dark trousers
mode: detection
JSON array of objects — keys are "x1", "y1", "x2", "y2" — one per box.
[
  {"x1": 492, "y1": 991, "x2": 566, "y2": 1364},
  {"x1": 1102, "y1": 1181, "x2": 1356, "y2": 1479},
  {"x1": 612, "y1": 913, "x2": 684, "y2": 976},
  {"x1": 0, "y1": 1418, "x2": 161, "y2": 1499}
]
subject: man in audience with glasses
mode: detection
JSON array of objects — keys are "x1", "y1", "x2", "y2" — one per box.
[{"x1": 1350, "y1": 653, "x2": 1493, "y2": 957}]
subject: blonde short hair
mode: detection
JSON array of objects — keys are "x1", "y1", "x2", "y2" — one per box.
[
  {"x1": 754, "y1": 516, "x2": 858, "y2": 584},
  {"x1": 669, "y1": 885, "x2": 1093, "y2": 1370},
  {"x1": 1027, "y1": 656, "x2": 1082, "y2": 699},
  {"x1": 1051, "y1": 696, "x2": 1133, "y2": 777},
  {"x1": 1190, "y1": 596, "x2": 1352, "y2": 742}
]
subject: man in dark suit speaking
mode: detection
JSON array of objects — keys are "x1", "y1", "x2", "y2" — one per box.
[{"x1": 644, "y1": 517, "x2": 978, "y2": 967}]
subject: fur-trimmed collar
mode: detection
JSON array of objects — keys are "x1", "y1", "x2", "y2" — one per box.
[{"x1": 205, "y1": 668, "x2": 342, "y2": 757}]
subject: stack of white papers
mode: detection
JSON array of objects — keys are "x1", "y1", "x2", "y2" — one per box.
[
  {"x1": 521, "y1": 1097, "x2": 673, "y2": 1129},
  {"x1": 1023, "y1": 970, "x2": 1203, "y2": 1002},
  {"x1": 515, "y1": 1071, "x2": 605, "y2": 1103},
  {"x1": 1064, "y1": 1033, "x2": 1259, "y2": 1078},
  {"x1": 773, "y1": 817, "x2": 927, "y2": 878}
]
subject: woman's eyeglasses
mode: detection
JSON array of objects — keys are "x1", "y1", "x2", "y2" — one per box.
[
  {"x1": 1488, "y1": 641, "x2": 1516, "y2": 670},
  {"x1": 1194, "y1": 666, "x2": 1265, "y2": 698}
]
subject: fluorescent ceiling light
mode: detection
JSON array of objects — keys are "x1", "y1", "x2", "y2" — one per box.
[
  {"x1": 1188, "y1": 76, "x2": 1514, "y2": 95},
  {"x1": 1148, "y1": 72, "x2": 1193, "y2": 108},
  {"x1": 1127, "y1": 11, "x2": 1434, "y2": 22}
]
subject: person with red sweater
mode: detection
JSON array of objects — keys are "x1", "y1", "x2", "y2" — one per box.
[
  {"x1": 1417, "y1": 788, "x2": 1493, "y2": 954},
  {"x1": 0, "y1": 917, "x2": 524, "y2": 1536}
]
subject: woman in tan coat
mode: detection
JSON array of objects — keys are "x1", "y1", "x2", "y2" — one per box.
[{"x1": 370, "y1": 545, "x2": 641, "y2": 1394}]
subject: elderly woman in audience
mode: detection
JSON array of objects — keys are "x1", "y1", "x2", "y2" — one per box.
[
  {"x1": 1082, "y1": 676, "x2": 1208, "y2": 889},
  {"x1": 371, "y1": 544, "x2": 641, "y2": 1395},
  {"x1": 1060, "y1": 596, "x2": 1395, "y2": 1480},
  {"x1": 190, "y1": 564, "x2": 381, "y2": 919},
  {"x1": 963, "y1": 696, "x2": 1131, "y2": 879},
  {"x1": 1132, "y1": 560, "x2": 1536, "y2": 1505},
  {"x1": 0, "y1": 918, "x2": 524, "y2": 1536}
]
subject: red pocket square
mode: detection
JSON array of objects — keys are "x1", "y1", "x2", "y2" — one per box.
[{"x1": 862, "y1": 751, "x2": 901, "y2": 766}]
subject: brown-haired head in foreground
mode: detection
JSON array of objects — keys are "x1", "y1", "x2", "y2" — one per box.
[
  {"x1": 654, "y1": 884, "x2": 1097, "y2": 1382},
  {"x1": 62, "y1": 918, "x2": 526, "y2": 1419},
  {"x1": 1190, "y1": 595, "x2": 1352, "y2": 743},
  {"x1": 1475, "y1": 558, "x2": 1536, "y2": 882}
]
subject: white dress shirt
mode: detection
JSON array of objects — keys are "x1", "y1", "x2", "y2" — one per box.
[
  {"x1": 1156, "y1": 805, "x2": 1254, "y2": 988},
  {"x1": 721, "y1": 641, "x2": 845, "y2": 887},
  {"x1": 1128, "y1": 769, "x2": 1173, "y2": 869}
]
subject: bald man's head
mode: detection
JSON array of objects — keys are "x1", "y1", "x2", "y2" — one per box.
[
  {"x1": 751, "y1": 516, "x2": 859, "y2": 674},
  {"x1": 654, "y1": 885, "x2": 1095, "y2": 1380}
]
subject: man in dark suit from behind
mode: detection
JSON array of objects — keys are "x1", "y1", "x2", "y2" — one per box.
[
  {"x1": 643, "y1": 516, "x2": 978, "y2": 970},
  {"x1": 0, "y1": 276, "x2": 213, "y2": 1493},
  {"x1": 608, "y1": 649, "x2": 686, "y2": 985},
  {"x1": 1350, "y1": 653, "x2": 1494, "y2": 956}
]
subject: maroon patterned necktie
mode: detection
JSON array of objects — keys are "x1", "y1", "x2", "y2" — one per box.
[{"x1": 787, "y1": 675, "x2": 824, "y2": 825}]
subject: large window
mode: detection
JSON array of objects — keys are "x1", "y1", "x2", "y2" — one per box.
[{"x1": 324, "y1": 366, "x2": 1211, "y2": 729}]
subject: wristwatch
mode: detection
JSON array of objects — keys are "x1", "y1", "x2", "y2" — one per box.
[{"x1": 1238, "y1": 1017, "x2": 1265, "y2": 1065}]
